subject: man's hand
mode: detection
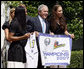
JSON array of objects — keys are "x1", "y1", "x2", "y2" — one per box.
[
  {"x1": 50, "y1": 32, "x2": 54, "y2": 35},
  {"x1": 34, "y1": 31, "x2": 39, "y2": 37}
]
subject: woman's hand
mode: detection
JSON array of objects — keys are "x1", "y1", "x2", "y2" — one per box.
[
  {"x1": 69, "y1": 34, "x2": 75, "y2": 39},
  {"x1": 7, "y1": 39, "x2": 12, "y2": 43},
  {"x1": 65, "y1": 31, "x2": 75, "y2": 39},
  {"x1": 50, "y1": 32, "x2": 54, "y2": 35},
  {"x1": 24, "y1": 33, "x2": 31, "y2": 39}
]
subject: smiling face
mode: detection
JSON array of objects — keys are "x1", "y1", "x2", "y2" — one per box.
[
  {"x1": 38, "y1": 6, "x2": 48, "y2": 19},
  {"x1": 56, "y1": 6, "x2": 63, "y2": 18}
]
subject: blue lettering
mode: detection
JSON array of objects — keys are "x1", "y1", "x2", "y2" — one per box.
[
  {"x1": 43, "y1": 50, "x2": 69, "y2": 58},
  {"x1": 57, "y1": 57, "x2": 69, "y2": 60}
]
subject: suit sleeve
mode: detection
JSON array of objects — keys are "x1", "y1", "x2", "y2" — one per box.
[{"x1": 26, "y1": 18, "x2": 34, "y2": 33}]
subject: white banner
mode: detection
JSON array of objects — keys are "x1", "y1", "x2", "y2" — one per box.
[{"x1": 38, "y1": 33, "x2": 72, "y2": 66}]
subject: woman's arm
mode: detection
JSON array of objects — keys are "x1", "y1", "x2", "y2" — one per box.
[
  {"x1": 4, "y1": 28, "x2": 12, "y2": 42},
  {"x1": 4, "y1": 28, "x2": 9, "y2": 40},
  {"x1": 9, "y1": 32, "x2": 31, "y2": 41},
  {"x1": 64, "y1": 30, "x2": 75, "y2": 39}
]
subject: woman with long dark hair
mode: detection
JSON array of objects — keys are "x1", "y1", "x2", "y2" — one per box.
[
  {"x1": 49, "y1": 4, "x2": 74, "y2": 68},
  {"x1": 7, "y1": 6, "x2": 30, "y2": 68}
]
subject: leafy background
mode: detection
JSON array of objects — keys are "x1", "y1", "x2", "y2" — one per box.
[
  {"x1": 5, "y1": 1, "x2": 83, "y2": 41},
  {"x1": 1, "y1": 1, "x2": 83, "y2": 68}
]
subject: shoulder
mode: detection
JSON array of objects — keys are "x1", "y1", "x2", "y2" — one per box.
[
  {"x1": 3, "y1": 21, "x2": 9, "y2": 26},
  {"x1": 10, "y1": 18, "x2": 19, "y2": 29},
  {"x1": 31, "y1": 16, "x2": 38, "y2": 21},
  {"x1": 32, "y1": 16, "x2": 41, "y2": 23},
  {"x1": 26, "y1": 15, "x2": 32, "y2": 21},
  {"x1": 2, "y1": 21, "x2": 10, "y2": 30},
  {"x1": 47, "y1": 15, "x2": 53, "y2": 24},
  {"x1": 9, "y1": 19, "x2": 19, "y2": 33},
  {"x1": 27, "y1": 16, "x2": 37, "y2": 23}
]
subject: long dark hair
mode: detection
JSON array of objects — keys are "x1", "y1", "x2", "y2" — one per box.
[
  {"x1": 14, "y1": 6, "x2": 26, "y2": 32},
  {"x1": 50, "y1": 5, "x2": 66, "y2": 32}
]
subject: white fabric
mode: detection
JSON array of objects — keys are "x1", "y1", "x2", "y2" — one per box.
[
  {"x1": 25, "y1": 53, "x2": 38, "y2": 68},
  {"x1": 25, "y1": 33, "x2": 38, "y2": 68},
  {"x1": 1, "y1": 39, "x2": 10, "y2": 68},
  {"x1": 7, "y1": 61, "x2": 25, "y2": 68},
  {"x1": 38, "y1": 15, "x2": 46, "y2": 33}
]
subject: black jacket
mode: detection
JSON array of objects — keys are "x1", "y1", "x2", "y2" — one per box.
[{"x1": 26, "y1": 16, "x2": 50, "y2": 33}]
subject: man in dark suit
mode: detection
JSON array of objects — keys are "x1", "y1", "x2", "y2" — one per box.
[{"x1": 27, "y1": 4, "x2": 50, "y2": 68}]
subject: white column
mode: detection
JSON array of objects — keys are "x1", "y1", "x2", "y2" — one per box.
[
  {"x1": 1, "y1": 2, "x2": 5, "y2": 49},
  {"x1": 1, "y1": 2, "x2": 5, "y2": 68},
  {"x1": 6, "y1": 7, "x2": 10, "y2": 21}
]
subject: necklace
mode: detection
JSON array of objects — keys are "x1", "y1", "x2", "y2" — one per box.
[{"x1": 57, "y1": 21, "x2": 60, "y2": 25}]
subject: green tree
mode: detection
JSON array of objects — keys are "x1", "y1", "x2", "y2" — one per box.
[
  {"x1": 6, "y1": 1, "x2": 83, "y2": 40},
  {"x1": 60, "y1": 1, "x2": 83, "y2": 40},
  {"x1": 7, "y1": 1, "x2": 41, "y2": 17},
  {"x1": 43, "y1": 1, "x2": 83, "y2": 40}
]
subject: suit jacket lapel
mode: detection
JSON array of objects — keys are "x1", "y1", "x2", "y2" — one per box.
[
  {"x1": 36, "y1": 16, "x2": 49, "y2": 33},
  {"x1": 36, "y1": 16, "x2": 43, "y2": 32}
]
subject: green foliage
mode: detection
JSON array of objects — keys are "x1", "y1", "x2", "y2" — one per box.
[
  {"x1": 6, "y1": 1, "x2": 83, "y2": 40},
  {"x1": 67, "y1": 50, "x2": 83, "y2": 68},
  {"x1": 60, "y1": 1, "x2": 83, "y2": 40},
  {"x1": 26, "y1": 5, "x2": 38, "y2": 17},
  {"x1": 6, "y1": 1, "x2": 41, "y2": 17},
  {"x1": 67, "y1": 18, "x2": 83, "y2": 40},
  {"x1": 23, "y1": 1, "x2": 41, "y2": 17},
  {"x1": 7, "y1": 1, "x2": 22, "y2": 7}
]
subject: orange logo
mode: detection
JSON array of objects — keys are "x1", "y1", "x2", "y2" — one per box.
[{"x1": 54, "y1": 41, "x2": 65, "y2": 49}]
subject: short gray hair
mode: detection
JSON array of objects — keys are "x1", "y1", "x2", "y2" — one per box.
[{"x1": 38, "y1": 4, "x2": 48, "y2": 11}]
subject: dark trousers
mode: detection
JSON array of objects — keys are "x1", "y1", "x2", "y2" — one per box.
[
  {"x1": 37, "y1": 52, "x2": 44, "y2": 68},
  {"x1": 36, "y1": 37, "x2": 44, "y2": 68}
]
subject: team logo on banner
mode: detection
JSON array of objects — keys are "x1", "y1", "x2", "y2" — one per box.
[
  {"x1": 54, "y1": 41, "x2": 65, "y2": 49},
  {"x1": 44, "y1": 38, "x2": 50, "y2": 46}
]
